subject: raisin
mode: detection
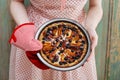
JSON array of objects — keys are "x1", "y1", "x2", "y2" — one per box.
[
  {"x1": 52, "y1": 26, "x2": 57, "y2": 29},
  {"x1": 80, "y1": 46, "x2": 84, "y2": 51},
  {"x1": 60, "y1": 50, "x2": 64, "y2": 53},
  {"x1": 51, "y1": 33, "x2": 55, "y2": 36},
  {"x1": 75, "y1": 55, "x2": 80, "y2": 59},
  {"x1": 69, "y1": 59, "x2": 75, "y2": 63},
  {"x1": 59, "y1": 61, "x2": 63, "y2": 65},
  {"x1": 72, "y1": 56, "x2": 75, "y2": 59},
  {"x1": 72, "y1": 35, "x2": 75, "y2": 37},
  {"x1": 59, "y1": 42, "x2": 62, "y2": 47},
  {"x1": 46, "y1": 33, "x2": 49, "y2": 36},
  {"x1": 75, "y1": 40, "x2": 79, "y2": 43},
  {"x1": 59, "y1": 61, "x2": 67, "y2": 65},
  {"x1": 52, "y1": 55, "x2": 59, "y2": 63},
  {"x1": 42, "y1": 37, "x2": 46, "y2": 40},
  {"x1": 47, "y1": 56, "x2": 49, "y2": 59},
  {"x1": 58, "y1": 25, "x2": 61, "y2": 28},
  {"x1": 75, "y1": 52, "x2": 78, "y2": 54},
  {"x1": 58, "y1": 52, "x2": 61, "y2": 55},
  {"x1": 67, "y1": 27, "x2": 71, "y2": 29},
  {"x1": 42, "y1": 41, "x2": 45, "y2": 44},
  {"x1": 71, "y1": 28, "x2": 77, "y2": 31},
  {"x1": 62, "y1": 61, "x2": 67, "y2": 64},
  {"x1": 64, "y1": 57, "x2": 68, "y2": 60},
  {"x1": 63, "y1": 25, "x2": 67, "y2": 29},
  {"x1": 71, "y1": 50, "x2": 74, "y2": 52},
  {"x1": 62, "y1": 26, "x2": 67, "y2": 33},
  {"x1": 79, "y1": 35, "x2": 82, "y2": 39},
  {"x1": 66, "y1": 33, "x2": 69, "y2": 36},
  {"x1": 56, "y1": 38, "x2": 59, "y2": 42},
  {"x1": 75, "y1": 52, "x2": 82, "y2": 59},
  {"x1": 52, "y1": 41, "x2": 56, "y2": 45},
  {"x1": 68, "y1": 39, "x2": 72, "y2": 42},
  {"x1": 66, "y1": 44, "x2": 70, "y2": 48},
  {"x1": 81, "y1": 40, "x2": 85, "y2": 44},
  {"x1": 57, "y1": 46, "x2": 59, "y2": 49},
  {"x1": 47, "y1": 28, "x2": 52, "y2": 32},
  {"x1": 62, "y1": 29, "x2": 65, "y2": 33},
  {"x1": 46, "y1": 28, "x2": 52, "y2": 35},
  {"x1": 49, "y1": 50, "x2": 53, "y2": 53}
]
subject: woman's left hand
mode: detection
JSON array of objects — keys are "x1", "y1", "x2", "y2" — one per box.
[{"x1": 85, "y1": 27, "x2": 98, "y2": 60}]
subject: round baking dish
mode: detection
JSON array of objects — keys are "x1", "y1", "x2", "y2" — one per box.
[{"x1": 35, "y1": 18, "x2": 91, "y2": 71}]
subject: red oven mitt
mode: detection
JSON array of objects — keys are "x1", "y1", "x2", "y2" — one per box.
[
  {"x1": 9, "y1": 22, "x2": 49, "y2": 70},
  {"x1": 26, "y1": 51, "x2": 49, "y2": 70}
]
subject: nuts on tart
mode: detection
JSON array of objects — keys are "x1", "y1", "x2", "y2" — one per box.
[{"x1": 36, "y1": 19, "x2": 91, "y2": 71}]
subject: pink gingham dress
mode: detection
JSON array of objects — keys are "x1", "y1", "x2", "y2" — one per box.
[{"x1": 9, "y1": 0, "x2": 97, "y2": 80}]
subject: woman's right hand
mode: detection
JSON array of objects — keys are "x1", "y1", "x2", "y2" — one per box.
[{"x1": 9, "y1": 23, "x2": 43, "y2": 51}]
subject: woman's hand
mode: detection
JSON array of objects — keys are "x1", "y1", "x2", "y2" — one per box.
[
  {"x1": 85, "y1": 27, "x2": 98, "y2": 60},
  {"x1": 87, "y1": 28, "x2": 98, "y2": 52},
  {"x1": 9, "y1": 23, "x2": 43, "y2": 51},
  {"x1": 83, "y1": 0, "x2": 103, "y2": 61}
]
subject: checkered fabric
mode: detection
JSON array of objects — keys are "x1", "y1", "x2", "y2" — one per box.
[{"x1": 9, "y1": 0, "x2": 97, "y2": 80}]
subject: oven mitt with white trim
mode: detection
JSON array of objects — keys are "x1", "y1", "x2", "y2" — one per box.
[
  {"x1": 9, "y1": 22, "x2": 49, "y2": 70},
  {"x1": 9, "y1": 23, "x2": 43, "y2": 51}
]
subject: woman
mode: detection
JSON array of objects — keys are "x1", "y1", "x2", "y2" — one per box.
[{"x1": 9, "y1": 0, "x2": 103, "y2": 80}]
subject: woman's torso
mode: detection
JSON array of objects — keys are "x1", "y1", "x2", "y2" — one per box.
[
  {"x1": 27, "y1": 0, "x2": 88, "y2": 26},
  {"x1": 29, "y1": 0, "x2": 87, "y2": 19}
]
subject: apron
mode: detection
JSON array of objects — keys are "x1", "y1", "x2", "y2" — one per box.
[{"x1": 9, "y1": 0, "x2": 97, "y2": 80}]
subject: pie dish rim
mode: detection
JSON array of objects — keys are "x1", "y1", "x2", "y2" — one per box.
[{"x1": 35, "y1": 18, "x2": 91, "y2": 71}]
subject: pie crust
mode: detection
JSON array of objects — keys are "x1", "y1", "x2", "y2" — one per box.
[{"x1": 38, "y1": 21, "x2": 88, "y2": 68}]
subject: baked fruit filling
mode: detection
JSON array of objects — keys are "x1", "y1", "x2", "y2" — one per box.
[{"x1": 38, "y1": 21, "x2": 88, "y2": 68}]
